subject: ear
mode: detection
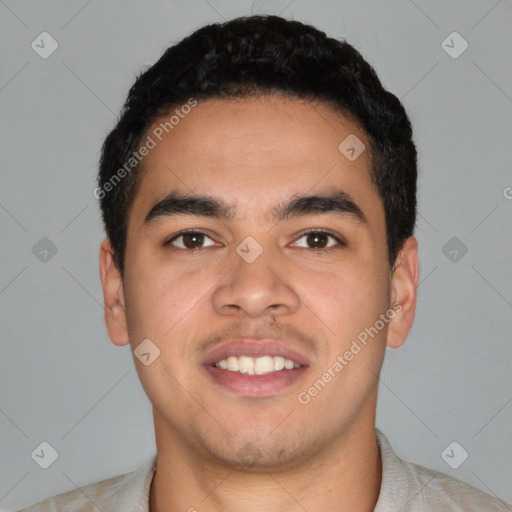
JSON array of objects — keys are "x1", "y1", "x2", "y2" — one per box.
[
  {"x1": 99, "y1": 239, "x2": 130, "y2": 346},
  {"x1": 386, "y1": 236, "x2": 419, "y2": 349}
]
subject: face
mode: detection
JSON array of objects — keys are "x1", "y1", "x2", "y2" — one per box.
[{"x1": 100, "y1": 94, "x2": 418, "y2": 472}]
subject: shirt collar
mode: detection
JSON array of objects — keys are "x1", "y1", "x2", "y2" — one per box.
[
  {"x1": 114, "y1": 455, "x2": 156, "y2": 511},
  {"x1": 374, "y1": 428, "x2": 423, "y2": 511}
]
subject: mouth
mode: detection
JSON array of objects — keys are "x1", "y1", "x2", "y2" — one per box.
[
  {"x1": 214, "y1": 355, "x2": 301, "y2": 375},
  {"x1": 202, "y1": 338, "x2": 310, "y2": 397}
]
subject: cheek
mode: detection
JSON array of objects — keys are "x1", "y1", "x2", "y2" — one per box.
[
  {"x1": 123, "y1": 256, "x2": 209, "y2": 342},
  {"x1": 300, "y1": 258, "x2": 388, "y2": 336},
  {"x1": 123, "y1": 264, "x2": 207, "y2": 403}
]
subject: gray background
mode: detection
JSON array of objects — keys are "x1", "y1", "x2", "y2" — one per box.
[{"x1": 1, "y1": 0, "x2": 511, "y2": 509}]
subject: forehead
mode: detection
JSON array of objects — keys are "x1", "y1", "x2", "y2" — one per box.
[{"x1": 129, "y1": 95, "x2": 383, "y2": 228}]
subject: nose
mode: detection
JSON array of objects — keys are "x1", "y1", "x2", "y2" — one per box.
[{"x1": 212, "y1": 243, "x2": 300, "y2": 319}]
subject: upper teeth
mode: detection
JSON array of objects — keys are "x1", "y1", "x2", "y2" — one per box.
[{"x1": 215, "y1": 355, "x2": 300, "y2": 375}]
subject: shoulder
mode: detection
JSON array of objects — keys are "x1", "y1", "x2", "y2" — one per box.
[
  {"x1": 375, "y1": 429, "x2": 512, "y2": 511},
  {"x1": 17, "y1": 456, "x2": 156, "y2": 512},
  {"x1": 17, "y1": 472, "x2": 131, "y2": 512},
  {"x1": 403, "y1": 459, "x2": 512, "y2": 511}
]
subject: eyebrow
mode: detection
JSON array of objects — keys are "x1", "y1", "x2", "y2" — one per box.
[{"x1": 143, "y1": 190, "x2": 367, "y2": 225}]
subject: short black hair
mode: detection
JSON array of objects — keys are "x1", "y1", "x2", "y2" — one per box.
[{"x1": 98, "y1": 15, "x2": 417, "y2": 275}]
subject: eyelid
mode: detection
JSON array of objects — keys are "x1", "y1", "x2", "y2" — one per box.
[
  {"x1": 290, "y1": 229, "x2": 346, "y2": 248},
  {"x1": 164, "y1": 229, "x2": 217, "y2": 248}
]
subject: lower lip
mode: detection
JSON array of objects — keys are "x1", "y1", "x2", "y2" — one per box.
[{"x1": 203, "y1": 365, "x2": 308, "y2": 397}]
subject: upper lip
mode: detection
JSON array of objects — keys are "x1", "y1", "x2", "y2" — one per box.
[{"x1": 202, "y1": 338, "x2": 311, "y2": 367}]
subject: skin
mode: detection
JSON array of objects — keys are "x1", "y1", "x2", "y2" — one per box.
[{"x1": 99, "y1": 94, "x2": 419, "y2": 512}]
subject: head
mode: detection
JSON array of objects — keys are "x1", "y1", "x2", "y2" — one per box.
[{"x1": 99, "y1": 15, "x2": 419, "y2": 472}]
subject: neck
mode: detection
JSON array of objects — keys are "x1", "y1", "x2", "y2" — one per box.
[{"x1": 149, "y1": 408, "x2": 382, "y2": 512}]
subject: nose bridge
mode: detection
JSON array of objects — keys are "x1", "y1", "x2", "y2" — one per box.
[{"x1": 212, "y1": 237, "x2": 299, "y2": 317}]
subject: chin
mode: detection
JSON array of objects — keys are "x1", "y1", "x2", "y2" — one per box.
[{"x1": 197, "y1": 428, "x2": 309, "y2": 473}]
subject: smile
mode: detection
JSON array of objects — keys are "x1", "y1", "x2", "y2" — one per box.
[{"x1": 214, "y1": 355, "x2": 301, "y2": 375}]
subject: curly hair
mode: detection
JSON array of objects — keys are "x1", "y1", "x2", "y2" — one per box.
[{"x1": 98, "y1": 15, "x2": 417, "y2": 275}]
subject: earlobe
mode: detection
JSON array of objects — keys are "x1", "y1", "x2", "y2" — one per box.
[
  {"x1": 386, "y1": 237, "x2": 419, "y2": 349},
  {"x1": 99, "y1": 239, "x2": 130, "y2": 346}
]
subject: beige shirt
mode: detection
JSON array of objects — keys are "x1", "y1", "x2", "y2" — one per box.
[{"x1": 18, "y1": 429, "x2": 512, "y2": 511}]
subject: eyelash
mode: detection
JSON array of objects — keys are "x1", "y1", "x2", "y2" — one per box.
[{"x1": 163, "y1": 229, "x2": 346, "y2": 253}]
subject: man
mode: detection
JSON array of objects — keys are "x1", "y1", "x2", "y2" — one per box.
[{"x1": 19, "y1": 14, "x2": 511, "y2": 512}]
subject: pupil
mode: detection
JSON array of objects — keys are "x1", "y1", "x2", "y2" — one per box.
[{"x1": 308, "y1": 233, "x2": 327, "y2": 249}]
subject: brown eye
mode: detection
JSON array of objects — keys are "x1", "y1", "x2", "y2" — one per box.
[
  {"x1": 291, "y1": 231, "x2": 345, "y2": 250},
  {"x1": 167, "y1": 231, "x2": 216, "y2": 250},
  {"x1": 306, "y1": 232, "x2": 329, "y2": 249}
]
